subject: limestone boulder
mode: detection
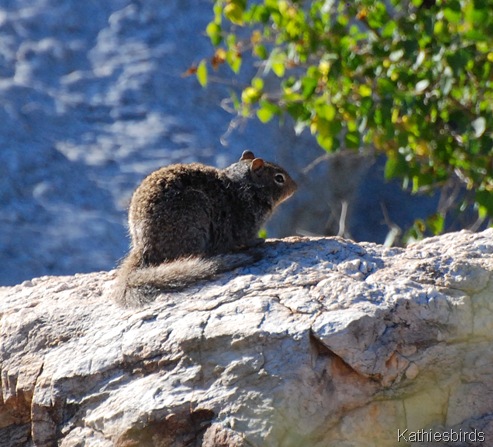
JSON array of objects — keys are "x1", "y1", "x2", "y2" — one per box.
[{"x1": 2, "y1": 230, "x2": 493, "y2": 446}]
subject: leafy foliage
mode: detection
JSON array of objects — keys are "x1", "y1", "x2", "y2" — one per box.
[{"x1": 195, "y1": 0, "x2": 493, "y2": 237}]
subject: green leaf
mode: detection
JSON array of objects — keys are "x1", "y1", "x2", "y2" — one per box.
[
  {"x1": 367, "y1": 3, "x2": 388, "y2": 29},
  {"x1": 381, "y1": 20, "x2": 396, "y2": 38},
  {"x1": 426, "y1": 213, "x2": 445, "y2": 235},
  {"x1": 241, "y1": 86, "x2": 261, "y2": 104},
  {"x1": 377, "y1": 78, "x2": 395, "y2": 95},
  {"x1": 226, "y1": 49, "x2": 242, "y2": 73},
  {"x1": 444, "y1": 2, "x2": 462, "y2": 24},
  {"x1": 224, "y1": 0, "x2": 246, "y2": 25},
  {"x1": 253, "y1": 44, "x2": 268, "y2": 59},
  {"x1": 269, "y1": 51, "x2": 286, "y2": 77},
  {"x1": 384, "y1": 152, "x2": 407, "y2": 180},
  {"x1": 317, "y1": 133, "x2": 334, "y2": 151},
  {"x1": 257, "y1": 108, "x2": 273, "y2": 123},
  {"x1": 196, "y1": 59, "x2": 208, "y2": 87},
  {"x1": 301, "y1": 76, "x2": 318, "y2": 98},
  {"x1": 258, "y1": 228, "x2": 268, "y2": 239},
  {"x1": 476, "y1": 190, "x2": 493, "y2": 217},
  {"x1": 286, "y1": 102, "x2": 310, "y2": 122},
  {"x1": 446, "y1": 50, "x2": 469, "y2": 75},
  {"x1": 359, "y1": 84, "x2": 372, "y2": 97},
  {"x1": 251, "y1": 77, "x2": 264, "y2": 90},
  {"x1": 206, "y1": 22, "x2": 222, "y2": 46},
  {"x1": 315, "y1": 103, "x2": 336, "y2": 121},
  {"x1": 345, "y1": 132, "x2": 360, "y2": 149},
  {"x1": 257, "y1": 100, "x2": 278, "y2": 123}
]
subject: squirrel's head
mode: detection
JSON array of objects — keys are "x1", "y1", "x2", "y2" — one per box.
[{"x1": 240, "y1": 150, "x2": 297, "y2": 206}]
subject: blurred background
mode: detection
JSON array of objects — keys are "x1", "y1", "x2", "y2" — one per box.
[{"x1": 0, "y1": 0, "x2": 440, "y2": 286}]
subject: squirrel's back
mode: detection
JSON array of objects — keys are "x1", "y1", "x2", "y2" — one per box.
[{"x1": 129, "y1": 163, "x2": 238, "y2": 264}]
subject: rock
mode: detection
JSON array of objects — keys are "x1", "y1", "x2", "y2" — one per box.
[{"x1": 2, "y1": 229, "x2": 493, "y2": 446}]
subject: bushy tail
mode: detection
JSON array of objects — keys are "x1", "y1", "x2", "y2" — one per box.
[{"x1": 111, "y1": 250, "x2": 262, "y2": 307}]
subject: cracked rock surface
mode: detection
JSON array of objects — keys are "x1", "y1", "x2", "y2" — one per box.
[{"x1": 2, "y1": 230, "x2": 493, "y2": 446}]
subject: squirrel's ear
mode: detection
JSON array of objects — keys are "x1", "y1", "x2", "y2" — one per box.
[
  {"x1": 251, "y1": 158, "x2": 265, "y2": 171},
  {"x1": 241, "y1": 150, "x2": 255, "y2": 161}
]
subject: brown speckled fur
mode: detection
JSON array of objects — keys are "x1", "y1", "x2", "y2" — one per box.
[{"x1": 112, "y1": 151, "x2": 297, "y2": 306}]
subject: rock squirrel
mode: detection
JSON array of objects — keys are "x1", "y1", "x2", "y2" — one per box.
[{"x1": 112, "y1": 150, "x2": 297, "y2": 306}]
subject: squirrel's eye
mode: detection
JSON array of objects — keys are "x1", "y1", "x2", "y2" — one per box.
[{"x1": 274, "y1": 173, "x2": 285, "y2": 184}]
